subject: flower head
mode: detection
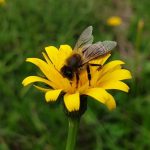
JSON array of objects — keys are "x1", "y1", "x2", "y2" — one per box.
[
  {"x1": 107, "y1": 16, "x2": 122, "y2": 26},
  {"x1": 22, "y1": 45, "x2": 131, "y2": 113}
]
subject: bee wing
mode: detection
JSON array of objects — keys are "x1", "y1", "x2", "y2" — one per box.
[
  {"x1": 82, "y1": 41, "x2": 117, "y2": 64},
  {"x1": 74, "y1": 26, "x2": 94, "y2": 51}
]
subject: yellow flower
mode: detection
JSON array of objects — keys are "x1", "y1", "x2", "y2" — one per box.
[
  {"x1": 107, "y1": 16, "x2": 122, "y2": 26},
  {"x1": 0, "y1": 0, "x2": 5, "y2": 5},
  {"x1": 22, "y1": 45, "x2": 131, "y2": 112}
]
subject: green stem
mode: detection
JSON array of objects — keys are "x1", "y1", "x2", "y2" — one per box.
[{"x1": 65, "y1": 117, "x2": 80, "y2": 150}]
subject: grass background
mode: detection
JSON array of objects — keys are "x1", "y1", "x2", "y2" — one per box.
[{"x1": 0, "y1": 0, "x2": 150, "y2": 149}]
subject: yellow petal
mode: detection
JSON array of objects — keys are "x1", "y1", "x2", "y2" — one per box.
[
  {"x1": 22, "y1": 76, "x2": 53, "y2": 87},
  {"x1": 64, "y1": 92, "x2": 80, "y2": 112},
  {"x1": 26, "y1": 58, "x2": 69, "y2": 89},
  {"x1": 99, "y1": 69, "x2": 132, "y2": 83},
  {"x1": 45, "y1": 46, "x2": 59, "y2": 66},
  {"x1": 42, "y1": 52, "x2": 53, "y2": 66},
  {"x1": 42, "y1": 52, "x2": 71, "y2": 90},
  {"x1": 59, "y1": 45, "x2": 72, "y2": 58},
  {"x1": 33, "y1": 85, "x2": 50, "y2": 92},
  {"x1": 84, "y1": 88, "x2": 116, "y2": 110},
  {"x1": 106, "y1": 93, "x2": 116, "y2": 110},
  {"x1": 99, "y1": 81, "x2": 129, "y2": 92},
  {"x1": 26, "y1": 58, "x2": 54, "y2": 81},
  {"x1": 57, "y1": 45, "x2": 72, "y2": 70},
  {"x1": 45, "y1": 89, "x2": 62, "y2": 102},
  {"x1": 101, "y1": 60, "x2": 125, "y2": 74},
  {"x1": 90, "y1": 54, "x2": 111, "y2": 75},
  {"x1": 90, "y1": 60, "x2": 124, "y2": 85},
  {"x1": 100, "y1": 54, "x2": 111, "y2": 65},
  {"x1": 45, "y1": 45, "x2": 72, "y2": 71},
  {"x1": 90, "y1": 54, "x2": 111, "y2": 65}
]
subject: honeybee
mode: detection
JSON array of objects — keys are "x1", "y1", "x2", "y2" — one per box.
[{"x1": 60, "y1": 26, "x2": 117, "y2": 86}]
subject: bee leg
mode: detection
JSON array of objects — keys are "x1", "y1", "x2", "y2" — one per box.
[
  {"x1": 76, "y1": 72, "x2": 79, "y2": 88},
  {"x1": 87, "y1": 65, "x2": 91, "y2": 86},
  {"x1": 89, "y1": 63, "x2": 102, "y2": 71}
]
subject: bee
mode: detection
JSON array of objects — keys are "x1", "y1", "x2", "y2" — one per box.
[{"x1": 60, "y1": 26, "x2": 117, "y2": 86}]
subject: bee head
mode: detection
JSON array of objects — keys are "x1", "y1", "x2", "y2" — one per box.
[{"x1": 61, "y1": 65, "x2": 74, "y2": 80}]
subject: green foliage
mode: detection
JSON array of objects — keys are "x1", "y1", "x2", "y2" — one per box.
[{"x1": 0, "y1": 0, "x2": 150, "y2": 149}]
